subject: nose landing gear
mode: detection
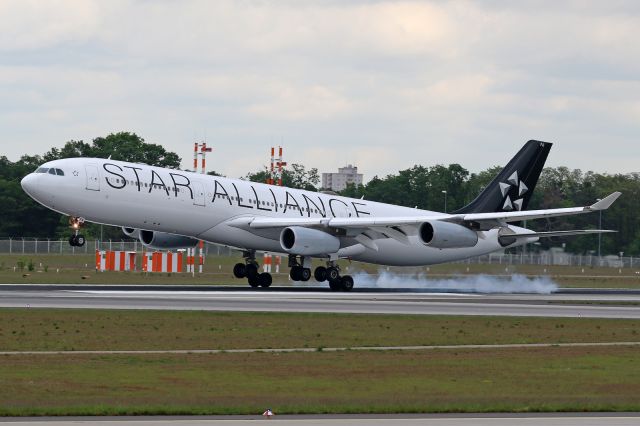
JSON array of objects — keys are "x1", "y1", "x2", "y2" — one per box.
[
  {"x1": 233, "y1": 250, "x2": 272, "y2": 288},
  {"x1": 68, "y1": 216, "x2": 86, "y2": 247}
]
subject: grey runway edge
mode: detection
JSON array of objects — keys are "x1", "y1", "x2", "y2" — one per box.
[
  {"x1": 2, "y1": 413, "x2": 640, "y2": 425},
  {"x1": 2, "y1": 284, "x2": 640, "y2": 294},
  {"x1": 1, "y1": 284, "x2": 640, "y2": 318}
]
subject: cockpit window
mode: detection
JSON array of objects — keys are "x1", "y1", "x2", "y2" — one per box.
[
  {"x1": 55, "y1": 169, "x2": 64, "y2": 176},
  {"x1": 35, "y1": 168, "x2": 49, "y2": 173},
  {"x1": 48, "y1": 168, "x2": 57, "y2": 175}
]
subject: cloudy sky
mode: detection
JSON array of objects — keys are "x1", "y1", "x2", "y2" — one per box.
[{"x1": 2, "y1": 0, "x2": 640, "y2": 179}]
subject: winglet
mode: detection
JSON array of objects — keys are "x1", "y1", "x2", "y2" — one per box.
[{"x1": 590, "y1": 192, "x2": 622, "y2": 211}]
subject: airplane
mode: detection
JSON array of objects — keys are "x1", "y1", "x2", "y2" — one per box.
[{"x1": 20, "y1": 140, "x2": 620, "y2": 291}]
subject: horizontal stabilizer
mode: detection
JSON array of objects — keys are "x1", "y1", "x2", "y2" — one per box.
[
  {"x1": 589, "y1": 192, "x2": 622, "y2": 211},
  {"x1": 499, "y1": 229, "x2": 616, "y2": 245}
]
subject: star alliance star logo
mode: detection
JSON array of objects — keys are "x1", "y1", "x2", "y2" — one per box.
[
  {"x1": 73, "y1": 170, "x2": 79, "y2": 177},
  {"x1": 499, "y1": 171, "x2": 527, "y2": 211}
]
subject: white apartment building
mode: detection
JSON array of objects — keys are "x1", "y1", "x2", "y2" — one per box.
[{"x1": 321, "y1": 164, "x2": 363, "y2": 192}]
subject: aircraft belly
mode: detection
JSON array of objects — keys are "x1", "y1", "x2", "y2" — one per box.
[
  {"x1": 199, "y1": 224, "x2": 283, "y2": 253},
  {"x1": 352, "y1": 231, "x2": 504, "y2": 266}
]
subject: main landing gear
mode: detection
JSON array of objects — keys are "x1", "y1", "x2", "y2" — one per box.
[
  {"x1": 289, "y1": 255, "x2": 354, "y2": 292},
  {"x1": 233, "y1": 250, "x2": 272, "y2": 288},
  {"x1": 68, "y1": 216, "x2": 86, "y2": 247},
  {"x1": 288, "y1": 254, "x2": 312, "y2": 282}
]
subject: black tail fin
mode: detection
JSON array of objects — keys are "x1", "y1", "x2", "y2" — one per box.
[{"x1": 454, "y1": 140, "x2": 552, "y2": 214}]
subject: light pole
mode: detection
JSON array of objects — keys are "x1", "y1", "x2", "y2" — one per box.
[
  {"x1": 442, "y1": 190, "x2": 447, "y2": 213},
  {"x1": 596, "y1": 198, "x2": 602, "y2": 262}
]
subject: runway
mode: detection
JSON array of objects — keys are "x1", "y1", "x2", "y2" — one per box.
[
  {"x1": 2, "y1": 413, "x2": 640, "y2": 425},
  {"x1": 1, "y1": 284, "x2": 640, "y2": 318}
]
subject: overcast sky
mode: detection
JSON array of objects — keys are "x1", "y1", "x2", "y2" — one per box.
[{"x1": 2, "y1": 1, "x2": 640, "y2": 179}]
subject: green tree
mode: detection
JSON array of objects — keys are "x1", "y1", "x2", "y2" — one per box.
[
  {"x1": 0, "y1": 155, "x2": 61, "y2": 237},
  {"x1": 44, "y1": 132, "x2": 181, "y2": 168},
  {"x1": 246, "y1": 163, "x2": 320, "y2": 191}
]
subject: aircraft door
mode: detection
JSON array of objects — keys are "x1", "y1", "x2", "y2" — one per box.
[
  {"x1": 85, "y1": 164, "x2": 100, "y2": 191},
  {"x1": 193, "y1": 181, "x2": 205, "y2": 206}
]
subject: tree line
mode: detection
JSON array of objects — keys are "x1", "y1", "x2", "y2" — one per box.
[{"x1": 1, "y1": 132, "x2": 636, "y2": 255}]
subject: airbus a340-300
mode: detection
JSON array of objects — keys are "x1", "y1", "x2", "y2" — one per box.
[{"x1": 21, "y1": 140, "x2": 620, "y2": 291}]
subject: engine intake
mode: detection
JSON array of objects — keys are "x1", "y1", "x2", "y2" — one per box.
[
  {"x1": 122, "y1": 227, "x2": 140, "y2": 239},
  {"x1": 280, "y1": 226, "x2": 340, "y2": 256},
  {"x1": 139, "y1": 230, "x2": 198, "y2": 250},
  {"x1": 419, "y1": 221, "x2": 478, "y2": 249}
]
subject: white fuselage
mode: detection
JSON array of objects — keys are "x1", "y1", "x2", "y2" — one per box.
[{"x1": 21, "y1": 157, "x2": 531, "y2": 266}]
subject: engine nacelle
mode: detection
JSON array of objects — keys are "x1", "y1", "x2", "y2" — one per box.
[
  {"x1": 139, "y1": 230, "x2": 199, "y2": 250},
  {"x1": 122, "y1": 227, "x2": 140, "y2": 239},
  {"x1": 419, "y1": 221, "x2": 478, "y2": 249},
  {"x1": 280, "y1": 226, "x2": 340, "y2": 256}
]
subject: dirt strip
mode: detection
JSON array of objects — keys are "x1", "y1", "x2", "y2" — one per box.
[{"x1": 1, "y1": 341, "x2": 639, "y2": 355}]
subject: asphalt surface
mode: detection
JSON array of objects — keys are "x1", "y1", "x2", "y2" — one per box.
[
  {"x1": 2, "y1": 413, "x2": 640, "y2": 425},
  {"x1": 1, "y1": 284, "x2": 640, "y2": 318}
]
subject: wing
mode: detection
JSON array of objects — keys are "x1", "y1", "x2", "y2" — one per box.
[{"x1": 226, "y1": 192, "x2": 621, "y2": 247}]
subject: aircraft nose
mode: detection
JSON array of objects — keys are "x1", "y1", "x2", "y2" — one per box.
[{"x1": 21, "y1": 173, "x2": 38, "y2": 197}]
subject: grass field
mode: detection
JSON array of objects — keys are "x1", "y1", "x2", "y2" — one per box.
[
  {"x1": 1, "y1": 346, "x2": 639, "y2": 416},
  {"x1": 1, "y1": 253, "x2": 640, "y2": 288},
  {"x1": 1, "y1": 309, "x2": 640, "y2": 351},
  {"x1": 2, "y1": 309, "x2": 640, "y2": 415}
]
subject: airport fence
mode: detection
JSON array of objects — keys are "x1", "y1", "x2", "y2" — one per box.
[
  {"x1": 0, "y1": 238, "x2": 235, "y2": 257},
  {"x1": 0, "y1": 238, "x2": 636, "y2": 269},
  {"x1": 458, "y1": 252, "x2": 635, "y2": 269}
]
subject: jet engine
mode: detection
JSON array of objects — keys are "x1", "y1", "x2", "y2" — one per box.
[
  {"x1": 122, "y1": 227, "x2": 140, "y2": 239},
  {"x1": 139, "y1": 230, "x2": 199, "y2": 250},
  {"x1": 419, "y1": 221, "x2": 478, "y2": 249},
  {"x1": 280, "y1": 226, "x2": 340, "y2": 256}
]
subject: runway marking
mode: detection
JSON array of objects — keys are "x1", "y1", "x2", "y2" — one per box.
[
  {"x1": 1, "y1": 341, "x2": 639, "y2": 356},
  {"x1": 69, "y1": 290, "x2": 480, "y2": 298},
  {"x1": 3, "y1": 288, "x2": 640, "y2": 318}
]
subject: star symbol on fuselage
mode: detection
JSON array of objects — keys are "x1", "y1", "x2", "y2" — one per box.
[{"x1": 73, "y1": 170, "x2": 79, "y2": 177}]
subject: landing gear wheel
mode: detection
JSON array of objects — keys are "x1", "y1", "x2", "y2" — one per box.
[
  {"x1": 248, "y1": 274, "x2": 260, "y2": 288},
  {"x1": 329, "y1": 279, "x2": 342, "y2": 291},
  {"x1": 290, "y1": 266, "x2": 302, "y2": 281},
  {"x1": 69, "y1": 235, "x2": 77, "y2": 246},
  {"x1": 300, "y1": 268, "x2": 311, "y2": 282},
  {"x1": 259, "y1": 272, "x2": 273, "y2": 288},
  {"x1": 341, "y1": 275, "x2": 354, "y2": 292},
  {"x1": 327, "y1": 267, "x2": 340, "y2": 282},
  {"x1": 75, "y1": 234, "x2": 85, "y2": 247},
  {"x1": 245, "y1": 263, "x2": 258, "y2": 279},
  {"x1": 233, "y1": 263, "x2": 247, "y2": 279},
  {"x1": 314, "y1": 266, "x2": 327, "y2": 282}
]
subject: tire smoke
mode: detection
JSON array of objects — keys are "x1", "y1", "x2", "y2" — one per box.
[{"x1": 351, "y1": 270, "x2": 558, "y2": 294}]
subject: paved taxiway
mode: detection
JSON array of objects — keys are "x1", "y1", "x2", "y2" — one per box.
[
  {"x1": 2, "y1": 414, "x2": 640, "y2": 425},
  {"x1": 1, "y1": 285, "x2": 640, "y2": 318}
]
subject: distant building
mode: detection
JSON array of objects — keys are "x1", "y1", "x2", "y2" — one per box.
[{"x1": 322, "y1": 164, "x2": 363, "y2": 192}]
